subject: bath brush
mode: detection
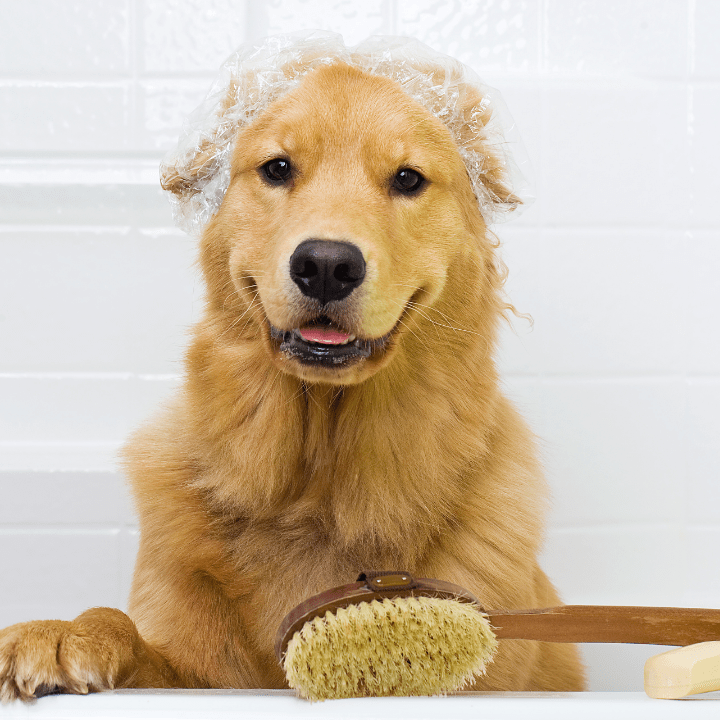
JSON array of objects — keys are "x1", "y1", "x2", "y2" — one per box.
[{"x1": 275, "y1": 571, "x2": 720, "y2": 701}]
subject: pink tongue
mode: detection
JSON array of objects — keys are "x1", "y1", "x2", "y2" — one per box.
[{"x1": 298, "y1": 327, "x2": 350, "y2": 345}]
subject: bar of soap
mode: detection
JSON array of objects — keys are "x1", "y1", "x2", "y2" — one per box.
[{"x1": 644, "y1": 641, "x2": 720, "y2": 699}]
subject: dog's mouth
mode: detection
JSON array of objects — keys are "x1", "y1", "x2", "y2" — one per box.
[{"x1": 269, "y1": 317, "x2": 393, "y2": 367}]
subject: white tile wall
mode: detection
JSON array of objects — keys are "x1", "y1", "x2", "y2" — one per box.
[
  {"x1": 693, "y1": 0, "x2": 720, "y2": 78},
  {"x1": 138, "y1": 79, "x2": 215, "y2": 149},
  {"x1": 0, "y1": 85, "x2": 132, "y2": 152},
  {"x1": 0, "y1": 2, "x2": 131, "y2": 76},
  {"x1": 1, "y1": 0, "x2": 719, "y2": 694},
  {"x1": 396, "y1": 0, "x2": 542, "y2": 73},
  {"x1": 0, "y1": 376, "x2": 180, "y2": 450},
  {"x1": 142, "y1": 0, "x2": 248, "y2": 73},
  {"x1": 263, "y1": 0, "x2": 389, "y2": 45},
  {"x1": 0, "y1": 529, "x2": 125, "y2": 625},
  {"x1": 0, "y1": 227, "x2": 199, "y2": 372},
  {"x1": 690, "y1": 85, "x2": 720, "y2": 227},
  {"x1": 686, "y1": 380, "x2": 720, "y2": 524},
  {"x1": 685, "y1": 526, "x2": 720, "y2": 606},
  {"x1": 540, "y1": 80, "x2": 691, "y2": 227},
  {"x1": 541, "y1": 525, "x2": 686, "y2": 606},
  {"x1": 504, "y1": 229, "x2": 688, "y2": 375},
  {"x1": 0, "y1": 472, "x2": 134, "y2": 525},
  {"x1": 544, "y1": 0, "x2": 688, "y2": 77},
  {"x1": 540, "y1": 379, "x2": 686, "y2": 527}
]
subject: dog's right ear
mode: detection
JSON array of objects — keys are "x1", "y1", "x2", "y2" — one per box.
[
  {"x1": 159, "y1": 52, "x2": 335, "y2": 210},
  {"x1": 160, "y1": 138, "x2": 221, "y2": 198}
]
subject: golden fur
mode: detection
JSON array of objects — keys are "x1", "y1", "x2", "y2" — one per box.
[{"x1": 0, "y1": 62, "x2": 585, "y2": 701}]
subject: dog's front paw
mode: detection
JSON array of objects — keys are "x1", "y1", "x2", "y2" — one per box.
[{"x1": 0, "y1": 608, "x2": 139, "y2": 702}]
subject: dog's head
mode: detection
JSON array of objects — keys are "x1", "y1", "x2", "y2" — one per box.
[{"x1": 162, "y1": 34, "x2": 530, "y2": 386}]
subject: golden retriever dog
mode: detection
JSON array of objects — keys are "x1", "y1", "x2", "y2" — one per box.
[{"x1": 0, "y1": 35, "x2": 585, "y2": 701}]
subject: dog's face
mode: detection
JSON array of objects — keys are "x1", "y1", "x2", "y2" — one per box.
[{"x1": 184, "y1": 63, "x2": 511, "y2": 386}]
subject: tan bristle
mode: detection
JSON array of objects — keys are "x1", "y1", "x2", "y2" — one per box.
[{"x1": 282, "y1": 596, "x2": 498, "y2": 701}]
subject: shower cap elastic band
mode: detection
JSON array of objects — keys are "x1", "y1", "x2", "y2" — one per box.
[{"x1": 161, "y1": 30, "x2": 535, "y2": 237}]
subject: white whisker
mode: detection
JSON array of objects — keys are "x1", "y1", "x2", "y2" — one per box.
[
  {"x1": 387, "y1": 284, "x2": 485, "y2": 339},
  {"x1": 217, "y1": 298, "x2": 262, "y2": 341},
  {"x1": 406, "y1": 303, "x2": 484, "y2": 338}
]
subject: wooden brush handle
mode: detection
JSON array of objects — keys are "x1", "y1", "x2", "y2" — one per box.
[{"x1": 488, "y1": 605, "x2": 720, "y2": 646}]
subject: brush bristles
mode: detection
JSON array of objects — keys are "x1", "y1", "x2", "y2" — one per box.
[{"x1": 282, "y1": 596, "x2": 498, "y2": 701}]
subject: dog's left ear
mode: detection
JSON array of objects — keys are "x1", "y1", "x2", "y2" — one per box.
[{"x1": 452, "y1": 81, "x2": 523, "y2": 215}]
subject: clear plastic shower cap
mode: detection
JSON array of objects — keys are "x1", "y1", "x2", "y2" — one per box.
[{"x1": 161, "y1": 30, "x2": 534, "y2": 237}]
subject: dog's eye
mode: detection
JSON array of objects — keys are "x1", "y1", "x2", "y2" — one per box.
[
  {"x1": 392, "y1": 168, "x2": 425, "y2": 195},
  {"x1": 261, "y1": 158, "x2": 293, "y2": 185}
]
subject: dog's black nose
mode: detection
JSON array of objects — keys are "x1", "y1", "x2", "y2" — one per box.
[{"x1": 289, "y1": 240, "x2": 366, "y2": 304}]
